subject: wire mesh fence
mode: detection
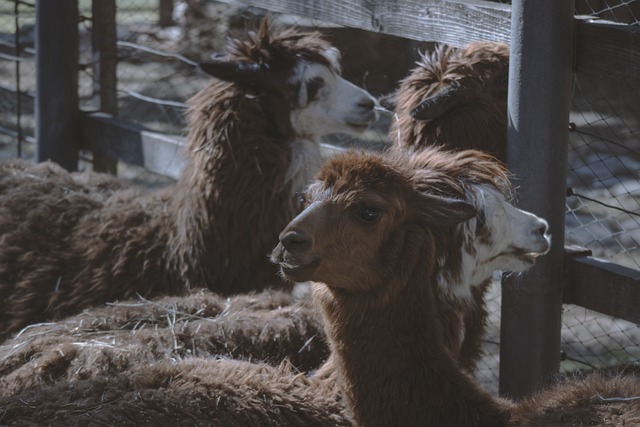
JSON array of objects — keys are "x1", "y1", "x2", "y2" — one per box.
[
  {"x1": 575, "y1": 0, "x2": 640, "y2": 23},
  {"x1": 0, "y1": 0, "x2": 639, "y2": 395},
  {"x1": 561, "y1": 59, "x2": 640, "y2": 383},
  {"x1": 480, "y1": 0, "x2": 640, "y2": 390},
  {"x1": 0, "y1": 0, "x2": 35, "y2": 160}
]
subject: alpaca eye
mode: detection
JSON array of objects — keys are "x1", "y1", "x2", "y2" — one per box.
[
  {"x1": 356, "y1": 206, "x2": 382, "y2": 224},
  {"x1": 306, "y1": 77, "x2": 324, "y2": 102},
  {"x1": 296, "y1": 192, "x2": 308, "y2": 206}
]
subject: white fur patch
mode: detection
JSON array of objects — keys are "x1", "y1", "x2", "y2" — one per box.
[
  {"x1": 284, "y1": 138, "x2": 323, "y2": 196},
  {"x1": 287, "y1": 58, "x2": 376, "y2": 139},
  {"x1": 437, "y1": 184, "x2": 550, "y2": 304}
]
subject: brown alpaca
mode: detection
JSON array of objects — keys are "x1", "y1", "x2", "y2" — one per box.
[
  {"x1": 274, "y1": 148, "x2": 640, "y2": 426},
  {"x1": 387, "y1": 41, "x2": 510, "y2": 372},
  {"x1": 0, "y1": 20, "x2": 377, "y2": 338},
  {"x1": 0, "y1": 358, "x2": 351, "y2": 426},
  {"x1": 273, "y1": 147, "x2": 551, "y2": 426},
  {"x1": 390, "y1": 41, "x2": 509, "y2": 161},
  {"x1": 0, "y1": 288, "x2": 328, "y2": 398}
]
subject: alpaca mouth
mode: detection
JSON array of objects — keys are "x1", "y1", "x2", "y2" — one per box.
[
  {"x1": 271, "y1": 244, "x2": 320, "y2": 281},
  {"x1": 510, "y1": 232, "x2": 551, "y2": 263},
  {"x1": 515, "y1": 251, "x2": 541, "y2": 264},
  {"x1": 347, "y1": 121, "x2": 369, "y2": 128},
  {"x1": 279, "y1": 259, "x2": 321, "y2": 282},
  {"x1": 485, "y1": 244, "x2": 549, "y2": 266},
  {"x1": 346, "y1": 112, "x2": 377, "y2": 130},
  {"x1": 346, "y1": 121, "x2": 372, "y2": 132},
  {"x1": 509, "y1": 245, "x2": 549, "y2": 264}
]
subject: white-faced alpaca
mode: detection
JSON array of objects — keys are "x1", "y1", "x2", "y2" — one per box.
[
  {"x1": 272, "y1": 147, "x2": 551, "y2": 426},
  {"x1": 0, "y1": 20, "x2": 377, "y2": 338},
  {"x1": 386, "y1": 41, "x2": 510, "y2": 372}
]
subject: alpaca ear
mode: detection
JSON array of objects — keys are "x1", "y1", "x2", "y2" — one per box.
[
  {"x1": 410, "y1": 86, "x2": 466, "y2": 121},
  {"x1": 257, "y1": 15, "x2": 274, "y2": 46},
  {"x1": 199, "y1": 59, "x2": 268, "y2": 87},
  {"x1": 415, "y1": 192, "x2": 476, "y2": 228}
]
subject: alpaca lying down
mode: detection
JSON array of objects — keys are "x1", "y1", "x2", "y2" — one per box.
[
  {"x1": 0, "y1": 358, "x2": 350, "y2": 427},
  {"x1": 0, "y1": 18, "x2": 377, "y2": 339},
  {"x1": 0, "y1": 289, "x2": 328, "y2": 399},
  {"x1": 1, "y1": 147, "x2": 638, "y2": 426}
]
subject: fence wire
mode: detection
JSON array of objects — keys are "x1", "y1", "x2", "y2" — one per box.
[
  {"x1": 0, "y1": 0, "x2": 639, "y2": 396},
  {"x1": 575, "y1": 0, "x2": 640, "y2": 23},
  {"x1": 0, "y1": 0, "x2": 35, "y2": 160},
  {"x1": 561, "y1": 0, "x2": 640, "y2": 384}
]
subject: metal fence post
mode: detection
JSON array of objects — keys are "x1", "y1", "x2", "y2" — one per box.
[
  {"x1": 499, "y1": 0, "x2": 575, "y2": 399},
  {"x1": 35, "y1": 0, "x2": 80, "y2": 171}
]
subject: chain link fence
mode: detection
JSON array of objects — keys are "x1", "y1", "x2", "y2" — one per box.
[
  {"x1": 561, "y1": 0, "x2": 640, "y2": 380},
  {"x1": 0, "y1": 0, "x2": 35, "y2": 160},
  {"x1": 479, "y1": 1, "x2": 640, "y2": 391},
  {"x1": 0, "y1": 0, "x2": 639, "y2": 394}
]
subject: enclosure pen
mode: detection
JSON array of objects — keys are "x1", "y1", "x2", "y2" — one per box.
[{"x1": 0, "y1": 0, "x2": 639, "y2": 402}]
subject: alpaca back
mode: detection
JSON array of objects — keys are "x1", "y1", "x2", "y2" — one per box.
[
  {"x1": 0, "y1": 159, "x2": 182, "y2": 337},
  {"x1": 0, "y1": 289, "x2": 327, "y2": 398},
  {"x1": 0, "y1": 358, "x2": 350, "y2": 426},
  {"x1": 511, "y1": 371, "x2": 640, "y2": 426}
]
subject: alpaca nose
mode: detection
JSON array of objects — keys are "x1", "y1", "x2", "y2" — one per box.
[
  {"x1": 534, "y1": 220, "x2": 549, "y2": 237},
  {"x1": 280, "y1": 230, "x2": 311, "y2": 253},
  {"x1": 358, "y1": 97, "x2": 375, "y2": 111}
]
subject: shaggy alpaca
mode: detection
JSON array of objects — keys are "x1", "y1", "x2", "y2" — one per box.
[
  {"x1": 0, "y1": 288, "x2": 328, "y2": 398},
  {"x1": 0, "y1": 20, "x2": 377, "y2": 338},
  {"x1": 0, "y1": 358, "x2": 351, "y2": 426},
  {"x1": 273, "y1": 148, "x2": 640, "y2": 426},
  {"x1": 390, "y1": 41, "x2": 509, "y2": 161},
  {"x1": 387, "y1": 41, "x2": 510, "y2": 372},
  {"x1": 272, "y1": 147, "x2": 550, "y2": 426}
]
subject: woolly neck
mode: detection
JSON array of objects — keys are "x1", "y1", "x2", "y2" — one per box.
[{"x1": 313, "y1": 229, "x2": 511, "y2": 427}]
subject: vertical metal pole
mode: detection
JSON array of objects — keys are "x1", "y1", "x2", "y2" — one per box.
[
  {"x1": 35, "y1": 0, "x2": 79, "y2": 171},
  {"x1": 499, "y1": 0, "x2": 574, "y2": 399},
  {"x1": 91, "y1": 0, "x2": 118, "y2": 174}
]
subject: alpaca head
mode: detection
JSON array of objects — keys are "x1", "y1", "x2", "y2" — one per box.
[
  {"x1": 464, "y1": 185, "x2": 551, "y2": 272},
  {"x1": 199, "y1": 18, "x2": 377, "y2": 139},
  {"x1": 397, "y1": 147, "x2": 550, "y2": 300},
  {"x1": 271, "y1": 147, "x2": 550, "y2": 297},
  {"x1": 390, "y1": 42, "x2": 509, "y2": 160},
  {"x1": 272, "y1": 150, "x2": 475, "y2": 292}
]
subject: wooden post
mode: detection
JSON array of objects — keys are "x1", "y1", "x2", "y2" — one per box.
[
  {"x1": 499, "y1": 0, "x2": 575, "y2": 399},
  {"x1": 91, "y1": 0, "x2": 118, "y2": 174},
  {"x1": 159, "y1": 0, "x2": 175, "y2": 28},
  {"x1": 35, "y1": 0, "x2": 80, "y2": 171}
]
